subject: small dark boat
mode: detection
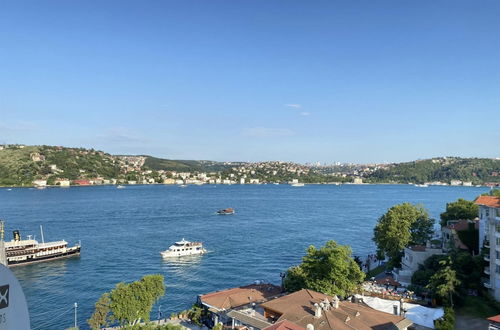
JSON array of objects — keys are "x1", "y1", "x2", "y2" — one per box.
[{"x1": 217, "y1": 208, "x2": 235, "y2": 215}]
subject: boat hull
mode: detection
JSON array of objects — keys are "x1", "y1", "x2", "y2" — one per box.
[
  {"x1": 161, "y1": 249, "x2": 206, "y2": 258},
  {"x1": 8, "y1": 246, "x2": 81, "y2": 267}
]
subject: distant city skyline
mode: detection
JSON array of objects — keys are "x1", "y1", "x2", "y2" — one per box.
[{"x1": 1, "y1": 1, "x2": 499, "y2": 163}]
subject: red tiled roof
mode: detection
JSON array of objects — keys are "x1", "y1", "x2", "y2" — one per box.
[
  {"x1": 261, "y1": 289, "x2": 412, "y2": 330},
  {"x1": 488, "y1": 314, "x2": 500, "y2": 323},
  {"x1": 475, "y1": 196, "x2": 500, "y2": 208},
  {"x1": 444, "y1": 220, "x2": 479, "y2": 231},
  {"x1": 263, "y1": 320, "x2": 305, "y2": 330},
  {"x1": 200, "y1": 283, "x2": 282, "y2": 310}
]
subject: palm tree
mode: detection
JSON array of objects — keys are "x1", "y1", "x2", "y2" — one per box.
[{"x1": 426, "y1": 257, "x2": 460, "y2": 307}]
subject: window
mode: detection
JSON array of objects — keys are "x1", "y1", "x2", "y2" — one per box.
[
  {"x1": 496, "y1": 265, "x2": 500, "y2": 274},
  {"x1": 497, "y1": 208, "x2": 500, "y2": 217},
  {"x1": 497, "y1": 238, "x2": 500, "y2": 246},
  {"x1": 496, "y1": 251, "x2": 500, "y2": 259},
  {"x1": 496, "y1": 224, "x2": 500, "y2": 233}
]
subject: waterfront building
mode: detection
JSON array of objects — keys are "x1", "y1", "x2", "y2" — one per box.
[
  {"x1": 353, "y1": 177, "x2": 363, "y2": 184},
  {"x1": 476, "y1": 195, "x2": 500, "y2": 300},
  {"x1": 393, "y1": 245, "x2": 444, "y2": 286},
  {"x1": 260, "y1": 289, "x2": 413, "y2": 330},
  {"x1": 198, "y1": 283, "x2": 282, "y2": 328},
  {"x1": 32, "y1": 179, "x2": 47, "y2": 187}
]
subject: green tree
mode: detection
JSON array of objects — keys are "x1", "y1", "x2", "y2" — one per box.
[
  {"x1": 110, "y1": 274, "x2": 165, "y2": 326},
  {"x1": 284, "y1": 240, "x2": 365, "y2": 296},
  {"x1": 426, "y1": 258, "x2": 460, "y2": 307},
  {"x1": 88, "y1": 292, "x2": 111, "y2": 330},
  {"x1": 434, "y1": 307, "x2": 455, "y2": 330},
  {"x1": 481, "y1": 189, "x2": 500, "y2": 197},
  {"x1": 440, "y1": 198, "x2": 478, "y2": 227},
  {"x1": 373, "y1": 203, "x2": 434, "y2": 267}
]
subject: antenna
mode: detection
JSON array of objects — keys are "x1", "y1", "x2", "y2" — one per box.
[{"x1": 40, "y1": 225, "x2": 45, "y2": 244}]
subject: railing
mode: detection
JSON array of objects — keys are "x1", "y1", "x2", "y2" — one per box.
[
  {"x1": 485, "y1": 255, "x2": 491, "y2": 261},
  {"x1": 484, "y1": 281, "x2": 492, "y2": 289},
  {"x1": 485, "y1": 241, "x2": 490, "y2": 248},
  {"x1": 485, "y1": 267, "x2": 491, "y2": 275}
]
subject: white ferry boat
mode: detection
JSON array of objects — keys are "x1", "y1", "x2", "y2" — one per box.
[
  {"x1": 2, "y1": 226, "x2": 81, "y2": 267},
  {"x1": 160, "y1": 239, "x2": 206, "y2": 258},
  {"x1": 291, "y1": 183, "x2": 305, "y2": 187}
]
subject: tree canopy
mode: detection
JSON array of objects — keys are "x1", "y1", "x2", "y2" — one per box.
[
  {"x1": 373, "y1": 203, "x2": 434, "y2": 267},
  {"x1": 426, "y1": 258, "x2": 460, "y2": 307},
  {"x1": 88, "y1": 274, "x2": 165, "y2": 329},
  {"x1": 440, "y1": 198, "x2": 478, "y2": 227},
  {"x1": 284, "y1": 240, "x2": 365, "y2": 297}
]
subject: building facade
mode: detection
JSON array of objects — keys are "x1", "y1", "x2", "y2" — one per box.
[{"x1": 476, "y1": 195, "x2": 500, "y2": 301}]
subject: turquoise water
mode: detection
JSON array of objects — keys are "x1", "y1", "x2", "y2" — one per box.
[{"x1": 0, "y1": 184, "x2": 488, "y2": 329}]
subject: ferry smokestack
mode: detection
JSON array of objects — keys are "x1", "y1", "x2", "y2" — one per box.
[{"x1": 13, "y1": 230, "x2": 21, "y2": 242}]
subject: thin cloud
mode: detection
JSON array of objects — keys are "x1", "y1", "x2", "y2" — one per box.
[
  {"x1": 97, "y1": 128, "x2": 150, "y2": 144},
  {"x1": 300, "y1": 112, "x2": 311, "y2": 116},
  {"x1": 285, "y1": 104, "x2": 302, "y2": 108},
  {"x1": 0, "y1": 120, "x2": 39, "y2": 132},
  {"x1": 242, "y1": 127, "x2": 295, "y2": 138}
]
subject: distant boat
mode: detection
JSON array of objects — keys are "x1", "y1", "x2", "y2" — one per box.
[
  {"x1": 291, "y1": 183, "x2": 305, "y2": 187},
  {"x1": 414, "y1": 184, "x2": 428, "y2": 187},
  {"x1": 179, "y1": 184, "x2": 187, "y2": 188},
  {"x1": 116, "y1": 185, "x2": 125, "y2": 189},
  {"x1": 6, "y1": 188, "x2": 12, "y2": 191},
  {"x1": 217, "y1": 208, "x2": 235, "y2": 215}
]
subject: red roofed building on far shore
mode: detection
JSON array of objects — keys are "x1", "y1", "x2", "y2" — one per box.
[
  {"x1": 476, "y1": 195, "x2": 500, "y2": 301},
  {"x1": 72, "y1": 179, "x2": 91, "y2": 186}
]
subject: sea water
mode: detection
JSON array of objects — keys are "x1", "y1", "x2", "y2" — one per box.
[{"x1": 0, "y1": 184, "x2": 488, "y2": 329}]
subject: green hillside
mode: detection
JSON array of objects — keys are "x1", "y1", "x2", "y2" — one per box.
[
  {"x1": 143, "y1": 156, "x2": 203, "y2": 172},
  {"x1": 0, "y1": 145, "x2": 121, "y2": 186},
  {"x1": 143, "y1": 157, "x2": 233, "y2": 172},
  {"x1": 367, "y1": 157, "x2": 500, "y2": 184}
]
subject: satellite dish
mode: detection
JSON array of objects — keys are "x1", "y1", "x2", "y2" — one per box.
[{"x1": 0, "y1": 264, "x2": 30, "y2": 330}]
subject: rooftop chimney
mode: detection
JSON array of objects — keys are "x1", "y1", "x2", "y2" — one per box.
[
  {"x1": 314, "y1": 303, "x2": 322, "y2": 318},
  {"x1": 332, "y1": 295, "x2": 339, "y2": 309}
]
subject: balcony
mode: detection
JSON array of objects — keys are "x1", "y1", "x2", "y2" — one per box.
[
  {"x1": 485, "y1": 255, "x2": 491, "y2": 262},
  {"x1": 485, "y1": 241, "x2": 490, "y2": 248},
  {"x1": 484, "y1": 281, "x2": 492, "y2": 289},
  {"x1": 485, "y1": 267, "x2": 491, "y2": 275}
]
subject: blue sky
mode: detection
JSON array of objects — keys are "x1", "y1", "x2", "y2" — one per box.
[{"x1": 1, "y1": 1, "x2": 499, "y2": 163}]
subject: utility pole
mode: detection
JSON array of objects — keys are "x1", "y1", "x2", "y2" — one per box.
[{"x1": 74, "y1": 302, "x2": 78, "y2": 329}]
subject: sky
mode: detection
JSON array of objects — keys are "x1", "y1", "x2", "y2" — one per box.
[{"x1": 0, "y1": 1, "x2": 499, "y2": 164}]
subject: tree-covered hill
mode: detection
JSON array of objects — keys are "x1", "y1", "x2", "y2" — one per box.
[
  {"x1": 143, "y1": 156, "x2": 234, "y2": 172},
  {"x1": 0, "y1": 145, "x2": 122, "y2": 185},
  {"x1": 366, "y1": 157, "x2": 500, "y2": 184}
]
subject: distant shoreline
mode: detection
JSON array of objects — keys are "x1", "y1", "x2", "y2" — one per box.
[{"x1": 0, "y1": 182, "x2": 489, "y2": 189}]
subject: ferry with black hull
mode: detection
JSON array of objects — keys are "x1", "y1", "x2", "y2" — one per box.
[{"x1": 1, "y1": 224, "x2": 81, "y2": 267}]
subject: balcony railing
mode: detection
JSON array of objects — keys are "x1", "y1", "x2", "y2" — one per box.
[
  {"x1": 485, "y1": 267, "x2": 491, "y2": 275},
  {"x1": 485, "y1": 255, "x2": 491, "y2": 262},
  {"x1": 485, "y1": 241, "x2": 490, "y2": 248},
  {"x1": 484, "y1": 281, "x2": 492, "y2": 289}
]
